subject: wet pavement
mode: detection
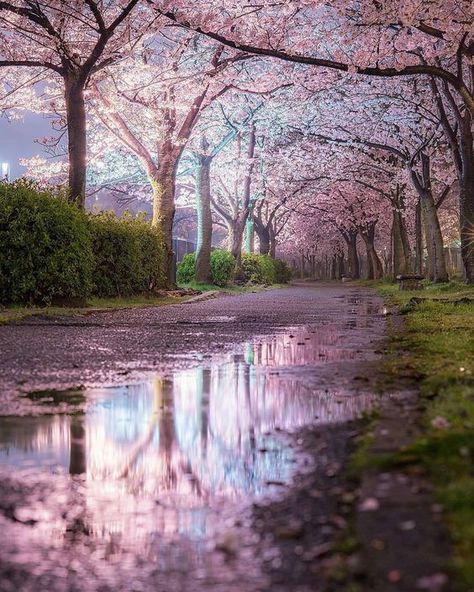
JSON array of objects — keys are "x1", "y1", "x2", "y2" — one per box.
[{"x1": 0, "y1": 283, "x2": 386, "y2": 591}]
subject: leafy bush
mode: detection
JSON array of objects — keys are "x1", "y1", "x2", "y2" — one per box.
[
  {"x1": 0, "y1": 180, "x2": 93, "y2": 304},
  {"x1": 177, "y1": 249, "x2": 235, "y2": 287},
  {"x1": 176, "y1": 252, "x2": 196, "y2": 284},
  {"x1": 258, "y1": 254, "x2": 278, "y2": 284},
  {"x1": 88, "y1": 211, "x2": 164, "y2": 297},
  {"x1": 210, "y1": 249, "x2": 235, "y2": 286},
  {"x1": 241, "y1": 253, "x2": 292, "y2": 284},
  {"x1": 274, "y1": 258, "x2": 292, "y2": 283},
  {"x1": 0, "y1": 182, "x2": 165, "y2": 304},
  {"x1": 241, "y1": 253, "x2": 264, "y2": 283}
]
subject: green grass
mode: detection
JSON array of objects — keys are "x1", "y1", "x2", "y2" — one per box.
[
  {"x1": 372, "y1": 279, "x2": 474, "y2": 587},
  {"x1": 0, "y1": 282, "x2": 290, "y2": 324},
  {"x1": 0, "y1": 294, "x2": 189, "y2": 324},
  {"x1": 178, "y1": 281, "x2": 288, "y2": 294},
  {"x1": 178, "y1": 281, "x2": 253, "y2": 293}
]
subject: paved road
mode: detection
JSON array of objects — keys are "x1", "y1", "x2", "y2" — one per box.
[
  {"x1": 0, "y1": 283, "x2": 385, "y2": 414},
  {"x1": 0, "y1": 283, "x2": 388, "y2": 592}
]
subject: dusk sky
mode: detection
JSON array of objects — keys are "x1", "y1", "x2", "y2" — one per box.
[{"x1": 0, "y1": 112, "x2": 50, "y2": 179}]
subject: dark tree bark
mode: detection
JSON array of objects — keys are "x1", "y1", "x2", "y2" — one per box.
[
  {"x1": 430, "y1": 79, "x2": 473, "y2": 282},
  {"x1": 300, "y1": 254, "x2": 306, "y2": 279},
  {"x1": 391, "y1": 186, "x2": 413, "y2": 277},
  {"x1": 255, "y1": 221, "x2": 271, "y2": 255},
  {"x1": 459, "y1": 124, "x2": 474, "y2": 282},
  {"x1": 195, "y1": 154, "x2": 213, "y2": 284},
  {"x1": 150, "y1": 154, "x2": 178, "y2": 286},
  {"x1": 341, "y1": 228, "x2": 360, "y2": 279},
  {"x1": 269, "y1": 225, "x2": 277, "y2": 258},
  {"x1": 415, "y1": 199, "x2": 424, "y2": 275},
  {"x1": 65, "y1": 76, "x2": 87, "y2": 207},
  {"x1": 360, "y1": 222, "x2": 383, "y2": 279},
  {"x1": 409, "y1": 153, "x2": 448, "y2": 282}
]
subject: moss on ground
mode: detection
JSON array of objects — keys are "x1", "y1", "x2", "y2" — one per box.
[
  {"x1": 0, "y1": 294, "x2": 188, "y2": 324},
  {"x1": 0, "y1": 282, "x2": 287, "y2": 325},
  {"x1": 371, "y1": 280, "x2": 474, "y2": 588}
]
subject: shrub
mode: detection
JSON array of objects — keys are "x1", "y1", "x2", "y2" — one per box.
[
  {"x1": 240, "y1": 253, "x2": 292, "y2": 285},
  {"x1": 258, "y1": 254, "x2": 278, "y2": 284},
  {"x1": 177, "y1": 249, "x2": 235, "y2": 287},
  {"x1": 0, "y1": 183, "x2": 165, "y2": 304},
  {"x1": 0, "y1": 180, "x2": 93, "y2": 304},
  {"x1": 210, "y1": 249, "x2": 235, "y2": 286},
  {"x1": 176, "y1": 252, "x2": 196, "y2": 284},
  {"x1": 241, "y1": 253, "x2": 264, "y2": 283},
  {"x1": 88, "y1": 211, "x2": 164, "y2": 297},
  {"x1": 274, "y1": 258, "x2": 292, "y2": 283}
]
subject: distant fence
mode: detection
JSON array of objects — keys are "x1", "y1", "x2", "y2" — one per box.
[{"x1": 173, "y1": 237, "x2": 196, "y2": 262}]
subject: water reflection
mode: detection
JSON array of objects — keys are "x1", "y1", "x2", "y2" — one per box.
[{"x1": 0, "y1": 330, "x2": 377, "y2": 560}]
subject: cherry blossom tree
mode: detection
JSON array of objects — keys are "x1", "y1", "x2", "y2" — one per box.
[
  {"x1": 152, "y1": 1, "x2": 474, "y2": 281},
  {"x1": 0, "y1": 0, "x2": 150, "y2": 204},
  {"x1": 91, "y1": 34, "x2": 251, "y2": 283}
]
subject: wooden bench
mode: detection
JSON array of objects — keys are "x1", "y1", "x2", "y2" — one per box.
[{"x1": 396, "y1": 274, "x2": 424, "y2": 291}]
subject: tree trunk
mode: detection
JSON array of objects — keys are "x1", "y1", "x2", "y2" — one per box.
[
  {"x1": 337, "y1": 254, "x2": 345, "y2": 279},
  {"x1": 392, "y1": 209, "x2": 405, "y2": 276},
  {"x1": 151, "y1": 155, "x2": 177, "y2": 287},
  {"x1": 257, "y1": 225, "x2": 271, "y2": 255},
  {"x1": 409, "y1": 154, "x2": 447, "y2": 283},
  {"x1": 65, "y1": 77, "x2": 87, "y2": 207},
  {"x1": 391, "y1": 187, "x2": 413, "y2": 277},
  {"x1": 195, "y1": 155, "x2": 213, "y2": 284},
  {"x1": 391, "y1": 208, "x2": 413, "y2": 277},
  {"x1": 415, "y1": 199, "x2": 423, "y2": 275},
  {"x1": 228, "y1": 219, "x2": 246, "y2": 268},
  {"x1": 254, "y1": 214, "x2": 271, "y2": 254},
  {"x1": 459, "y1": 125, "x2": 474, "y2": 283},
  {"x1": 400, "y1": 214, "x2": 413, "y2": 272},
  {"x1": 345, "y1": 230, "x2": 360, "y2": 279},
  {"x1": 361, "y1": 225, "x2": 383, "y2": 279},
  {"x1": 244, "y1": 216, "x2": 254, "y2": 253},
  {"x1": 300, "y1": 254, "x2": 306, "y2": 279},
  {"x1": 420, "y1": 191, "x2": 448, "y2": 282},
  {"x1": 269, "y1": 227, "x2": 277, "y2": 258}
]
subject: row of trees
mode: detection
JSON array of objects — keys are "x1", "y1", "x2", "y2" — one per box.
[{"x1": 0, "y1": 1, "x2": 472, "y2": 283}]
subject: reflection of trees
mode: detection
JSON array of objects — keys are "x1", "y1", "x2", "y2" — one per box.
[
  {"x1": 69, "y1": 415, "x2": 86, "y2": 475},
  {"x1": 0, "y1": 336, "x2": 378, "y2": 549},
  {"x1": 197, "y1": 368, "x2": 210, "y2": 457},
  {"x1": 118, "y1": 377, "x2": 167, "y2": 480},
  {"x1": 158, "y1": 377, "x2": 177, "y2": 490}
]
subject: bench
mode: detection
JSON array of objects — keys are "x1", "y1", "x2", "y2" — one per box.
[{"x1": 396, "y1": 274, "x2": 424, "y2": 291}]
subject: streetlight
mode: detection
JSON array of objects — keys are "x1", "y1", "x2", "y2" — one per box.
[{"x1": 1, "y1": 162, "x2": 9, "y2": 181}]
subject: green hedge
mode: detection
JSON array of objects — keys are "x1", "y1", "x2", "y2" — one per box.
[
  {"x1": 89, "y1": 212, "x2": 164, "y2": 297},
  {"x1": 241, "y1": 253, "x2": 291, "y2": 284},
  {"x1": 177, "y1": 250, "x2": 291, "y2": 287},
  {"x1": 177, "y1": 249, "x2": 235, "y2": 287},
  {"x1": 0, "y1": 182, "x2": 165, "y2": 304},
  {"x1": 0, "y1": 180, "x2": 93, "y2": 304}
]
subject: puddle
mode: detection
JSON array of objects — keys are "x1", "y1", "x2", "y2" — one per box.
[{"x1": 0, "y1": 325, "x2": 379, "y2": 589}]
